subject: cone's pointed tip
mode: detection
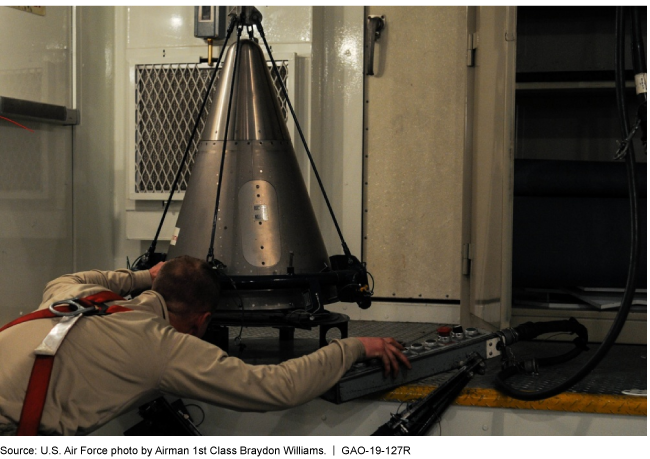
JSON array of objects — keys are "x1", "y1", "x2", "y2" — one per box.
[{"x1": 202, "y1": 34, "x2": 290, "y2": 142}]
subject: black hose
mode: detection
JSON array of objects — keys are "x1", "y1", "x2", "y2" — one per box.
[
  {"x1": 496, "y1": 7, "x2": 640, "y2": 401},
  {"x1": 516, "y1": 318, "x2": 589, "y2": 366}
]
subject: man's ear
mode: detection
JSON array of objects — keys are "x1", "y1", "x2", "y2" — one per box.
[{"x1": 192, "y1": 311, "x2": 212, "y2": 338}]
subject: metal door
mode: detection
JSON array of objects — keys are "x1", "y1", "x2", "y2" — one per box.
[
  {"x1": 461, "y1": 6, "x2": 517, "y2": 329},
  {"x1": 363, "y1": 6, "x2": 468, "y2": 303}
]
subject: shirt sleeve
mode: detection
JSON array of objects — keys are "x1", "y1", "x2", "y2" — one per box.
[
  {"x1": 158, "y1": 333, "x2": 366, "y2": 412},
  {"x1": 41, "y1": 269, "x2": 152, "y2": 306}
]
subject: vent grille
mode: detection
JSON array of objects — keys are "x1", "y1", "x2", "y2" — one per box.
[{"x1": 134, "y1": 61, "x2": 289, "y2": 195}]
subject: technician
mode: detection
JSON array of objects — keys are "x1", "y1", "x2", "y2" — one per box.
[{"x1": 0, "y1": 255, "x2": 410, "y2": 435}]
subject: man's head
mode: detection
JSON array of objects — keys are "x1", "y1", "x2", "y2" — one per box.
[{"x1": 152, "y1": 255, "x2": 220, "y2": 337}]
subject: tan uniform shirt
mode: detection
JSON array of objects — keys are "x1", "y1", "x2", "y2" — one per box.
[{"x1": 0, "y1": 269, "x2": 365, "y2": 435}]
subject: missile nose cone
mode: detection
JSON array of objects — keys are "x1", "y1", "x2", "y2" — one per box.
[
  {"x1": 204, "y1": 39, "x2": 291, "y2": 142},
  {"x1": 167, "y1": 38, "x2": 330, "y2": 311}
]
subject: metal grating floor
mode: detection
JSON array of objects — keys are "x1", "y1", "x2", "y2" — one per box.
[{"x1": 222, "y1": 320, "x2": 647, "y2": 398}]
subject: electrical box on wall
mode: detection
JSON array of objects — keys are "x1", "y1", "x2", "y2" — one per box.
[{"x1": 194, "y1": 6, "x2": 227, "y2": 39}]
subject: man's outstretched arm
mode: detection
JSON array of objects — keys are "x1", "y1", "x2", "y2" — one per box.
[
  {"x1": 40, "y1": 263, "x2": 164, "y2": 307},
  {"x1": 159, "y1": 333, "x2": 411, "y2": 412}
]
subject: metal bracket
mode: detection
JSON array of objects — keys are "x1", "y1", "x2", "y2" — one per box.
[
  {"x1": 0, "y1": 96, "x2": 79, "y2": 126},
  {"x1": 485, "y1": 337, "x2": 501, "y2": 359},
  {"x1": 228, "y1": 6, "x2": 263, "y2": 27},
  {"x1": 461, "y1": 243, "x2": 472, "y2": 276},
  {"x1": 365, "y1": 15, "x2": 386, "y2": 76},
  {"x1": 467, "y1": 33, "x2": 478, "y2": 67}
]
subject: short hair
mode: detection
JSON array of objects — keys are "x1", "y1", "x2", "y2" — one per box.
[{"x1": 152, "y1": 255, "x2": 220, "y2": 316}]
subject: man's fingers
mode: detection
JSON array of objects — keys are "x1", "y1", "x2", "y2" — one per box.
[
  {"x1": 391, "y1": 344, "x2": 412, "y2": 369},
  {"x1": 387, "y1": 345, "x2": 401, "y2": 377},
  {"x1": 381, "y1": 352, "x2": 391, "y2": 377},
  {"x1": 388, "y1": 344, "x2": 412, "y2": 375},
  {"x1": 357, "y1": 337, "x2": 413, "y2": 377}
]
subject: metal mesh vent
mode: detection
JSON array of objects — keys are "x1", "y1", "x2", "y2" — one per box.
[{"x1": 134, "y1": 61, "x2": 289, "y2": 195}]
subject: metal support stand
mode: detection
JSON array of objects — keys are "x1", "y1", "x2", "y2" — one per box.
[
  {"x1": 210, "y1": 325, "x2": 230, "y2": 353},
  {"x1": 318, "y1": 320, "x2": 348, "y2": 348},
  {"x1": 279, "y1": 327, "x2": 295, "y2": 341},
  {"x1": 202, "y1": 311, "x2": 350, "y2": 350}
]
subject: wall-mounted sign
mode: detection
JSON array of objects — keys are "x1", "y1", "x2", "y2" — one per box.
[{"x1": 7, "y1": 6, "x2": 46, "y2": 16}]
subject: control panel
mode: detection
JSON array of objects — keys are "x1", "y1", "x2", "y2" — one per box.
[{"x1": 322, "y1": 325, "x2": 501, "y2": 404}]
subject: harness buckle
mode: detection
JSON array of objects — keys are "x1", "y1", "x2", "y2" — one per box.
[{"x1": 48, "y1": 299, "x2": 103, "y2": 317}]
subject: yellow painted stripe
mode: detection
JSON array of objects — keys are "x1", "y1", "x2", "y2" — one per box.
[{"x1": 378, "y1": 385, "x2": 647, "y2": 416}]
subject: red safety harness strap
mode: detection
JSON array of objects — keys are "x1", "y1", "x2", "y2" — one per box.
[
  {"x1": 0, "y1": 309, "x2": 58, "y2": 332},
  {"x1": 74, "y1": 291, "x2": 127, "y2": 309},
  {"x1": 0, "y1": 290, "x2": 131, "y2": 436},
  {"x1": 0, "y1": 291, "x2": 129, "y2": 333},
  {"x1": 16, "y1": 356, "x2": 54, "y2": 436}
]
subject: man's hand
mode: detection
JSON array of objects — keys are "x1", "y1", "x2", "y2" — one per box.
[
  {"x1": 148, "y1": 262, "x2": 164, "y2": 283},
  {"x1": 356, "y1": 337, "x2": 412, "y2": 377}
]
